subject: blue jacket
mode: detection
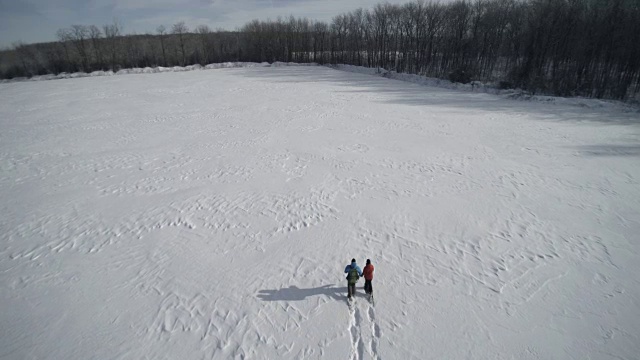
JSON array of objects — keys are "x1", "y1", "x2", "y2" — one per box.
[{"x1": 344, "y1": 262, "x2": 363, "y2": 277}]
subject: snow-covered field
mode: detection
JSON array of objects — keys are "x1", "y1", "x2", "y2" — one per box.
[{"x1": 1, "y1": 66, "x2": 639, "y2": 359}]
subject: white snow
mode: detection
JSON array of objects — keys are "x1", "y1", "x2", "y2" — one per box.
[
  {"x1": 0, "y1": 62, "x2": 319, "y2": 84},
  {"x1": 1, "y1": 66, "x2": 639, "y2": 359}
]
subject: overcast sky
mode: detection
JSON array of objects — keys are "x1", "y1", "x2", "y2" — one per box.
[{"x1": 0, "y1": 0, "x2": 431, "y2": 49}]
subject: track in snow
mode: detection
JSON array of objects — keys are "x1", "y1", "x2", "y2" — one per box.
[{"x1": 349, "y1": 299, "x2": 382, "y2": 360}]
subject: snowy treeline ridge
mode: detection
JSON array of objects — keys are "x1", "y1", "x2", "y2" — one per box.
[
  {"x1": 2, "y1": 61, "x2": 636, "y2": 112},
  {"x1": 0, "y1": 62, "x2": 317, "y2": 83},
  {"x1": 331, "y1": 64, "x2": 639, "y2": 112}
]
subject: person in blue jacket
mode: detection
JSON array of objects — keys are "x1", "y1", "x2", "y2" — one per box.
[{"x1": 344, "y1": 258, "x2": 363, "y2": 299}]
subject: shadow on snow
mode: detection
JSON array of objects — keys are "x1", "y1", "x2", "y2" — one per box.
[
  {"x1": 573, "y1": 144, "x2": 640, "y2": 157},
  {"x1": 257, "y1": 284, "x2": 369, "y2": 302},
  {"x1": 233, "y1": 66, "x2": 640, "y2": 127}
]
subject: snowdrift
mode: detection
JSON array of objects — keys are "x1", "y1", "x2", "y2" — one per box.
[{"x1": 0, "y1": 62, "x2": 319, "y2": 83}]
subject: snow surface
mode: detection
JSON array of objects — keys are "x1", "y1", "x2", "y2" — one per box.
[
  {"x1": 1, "y1": 66, "x2": 639, "y2": 359},
  {"x1": 0, "y1": 62, "x2": 318, "y2": 84}
]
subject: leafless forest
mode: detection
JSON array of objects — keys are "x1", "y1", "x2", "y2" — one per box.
[{"x1": 2, "y1": 0, "x2": 639, "y2": 100}]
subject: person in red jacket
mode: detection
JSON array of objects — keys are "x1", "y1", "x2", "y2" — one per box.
[{"x1": 362, "y1": 259, "x2": 374, "y2": 295}]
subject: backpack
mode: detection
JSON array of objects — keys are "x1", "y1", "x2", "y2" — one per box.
[{"x1": 347, "y1": 267, "x2": 359, "y2": 285}]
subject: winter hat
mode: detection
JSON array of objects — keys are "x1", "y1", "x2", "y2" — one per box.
[
  {"x1": 351, "y1": 258, "x2": 356, "y2": 263},
  {"x1": 366, "y1": 259, "x2": 371, "y2": 264}
]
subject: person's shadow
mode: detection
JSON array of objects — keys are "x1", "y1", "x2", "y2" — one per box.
[{"x1": 257, "y1": 284, "x2": 368, "y2": 302}]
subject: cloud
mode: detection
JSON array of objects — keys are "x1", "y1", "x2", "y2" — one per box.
[
  {"x1": 111, "y1": 0, "x2": 198, "y2": 11},
  {"x1": 0, "y1": 0, "x2": 439, "y2": 47},
  {"x1": 0, "y1": 0, "x2": 52, "y2": 46},
  {"x1": 0, "y1": 0, "x2": 42, "y2": 16}
]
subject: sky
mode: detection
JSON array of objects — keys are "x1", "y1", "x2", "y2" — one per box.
[{"x1": 0, "y1": 0, "x2": 424, "y2": 49}]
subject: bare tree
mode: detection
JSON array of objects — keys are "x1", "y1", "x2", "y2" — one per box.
[
  {"x1": 196, "y1": 25, "x2": 212, "y2": 65},
  {"x1": 88, "y1": 25, "x2": 103, "y2": 69},
  {"x1": 172, "y1": 21, "x2": 189, "y2": 66},
  {"x1": 56, "y1": 28, "x2": 75, "y2": 71},
  {"x1": 103, "y1": 21, "x2": 122, "y2": 71},
  {"x1": 69, "y1": 25, "x2": 90, "y2": 71},
  {"x1": 312, "y1": 21, "x2": 329, "y2": 64},
  {"x1": 13, "y1": 42, "x2": 37, "y2": 76},
  {"x1": 156, "y1": 25, "x2": 168, "y2": 66}
]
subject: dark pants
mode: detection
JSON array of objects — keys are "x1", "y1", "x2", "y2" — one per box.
[
  {"x1": 347, "y1": 283, "x2": 356, "y2": 298},
  {"x1": 364, "y1": 280, "x2": 373, "y2": 294}
]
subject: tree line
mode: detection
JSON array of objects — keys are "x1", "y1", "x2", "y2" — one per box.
[{"x1": 2, "y1": 0, "x2": 639, "y2": 100}]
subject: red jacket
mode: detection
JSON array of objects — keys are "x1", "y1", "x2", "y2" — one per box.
[{"x1": 363, "y1": 264, "x2": 374, "y2": 280}]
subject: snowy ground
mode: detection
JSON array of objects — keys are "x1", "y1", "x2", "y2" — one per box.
[{"x1": 1, "y1": 66, "x2": 639, "y2": 359}]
